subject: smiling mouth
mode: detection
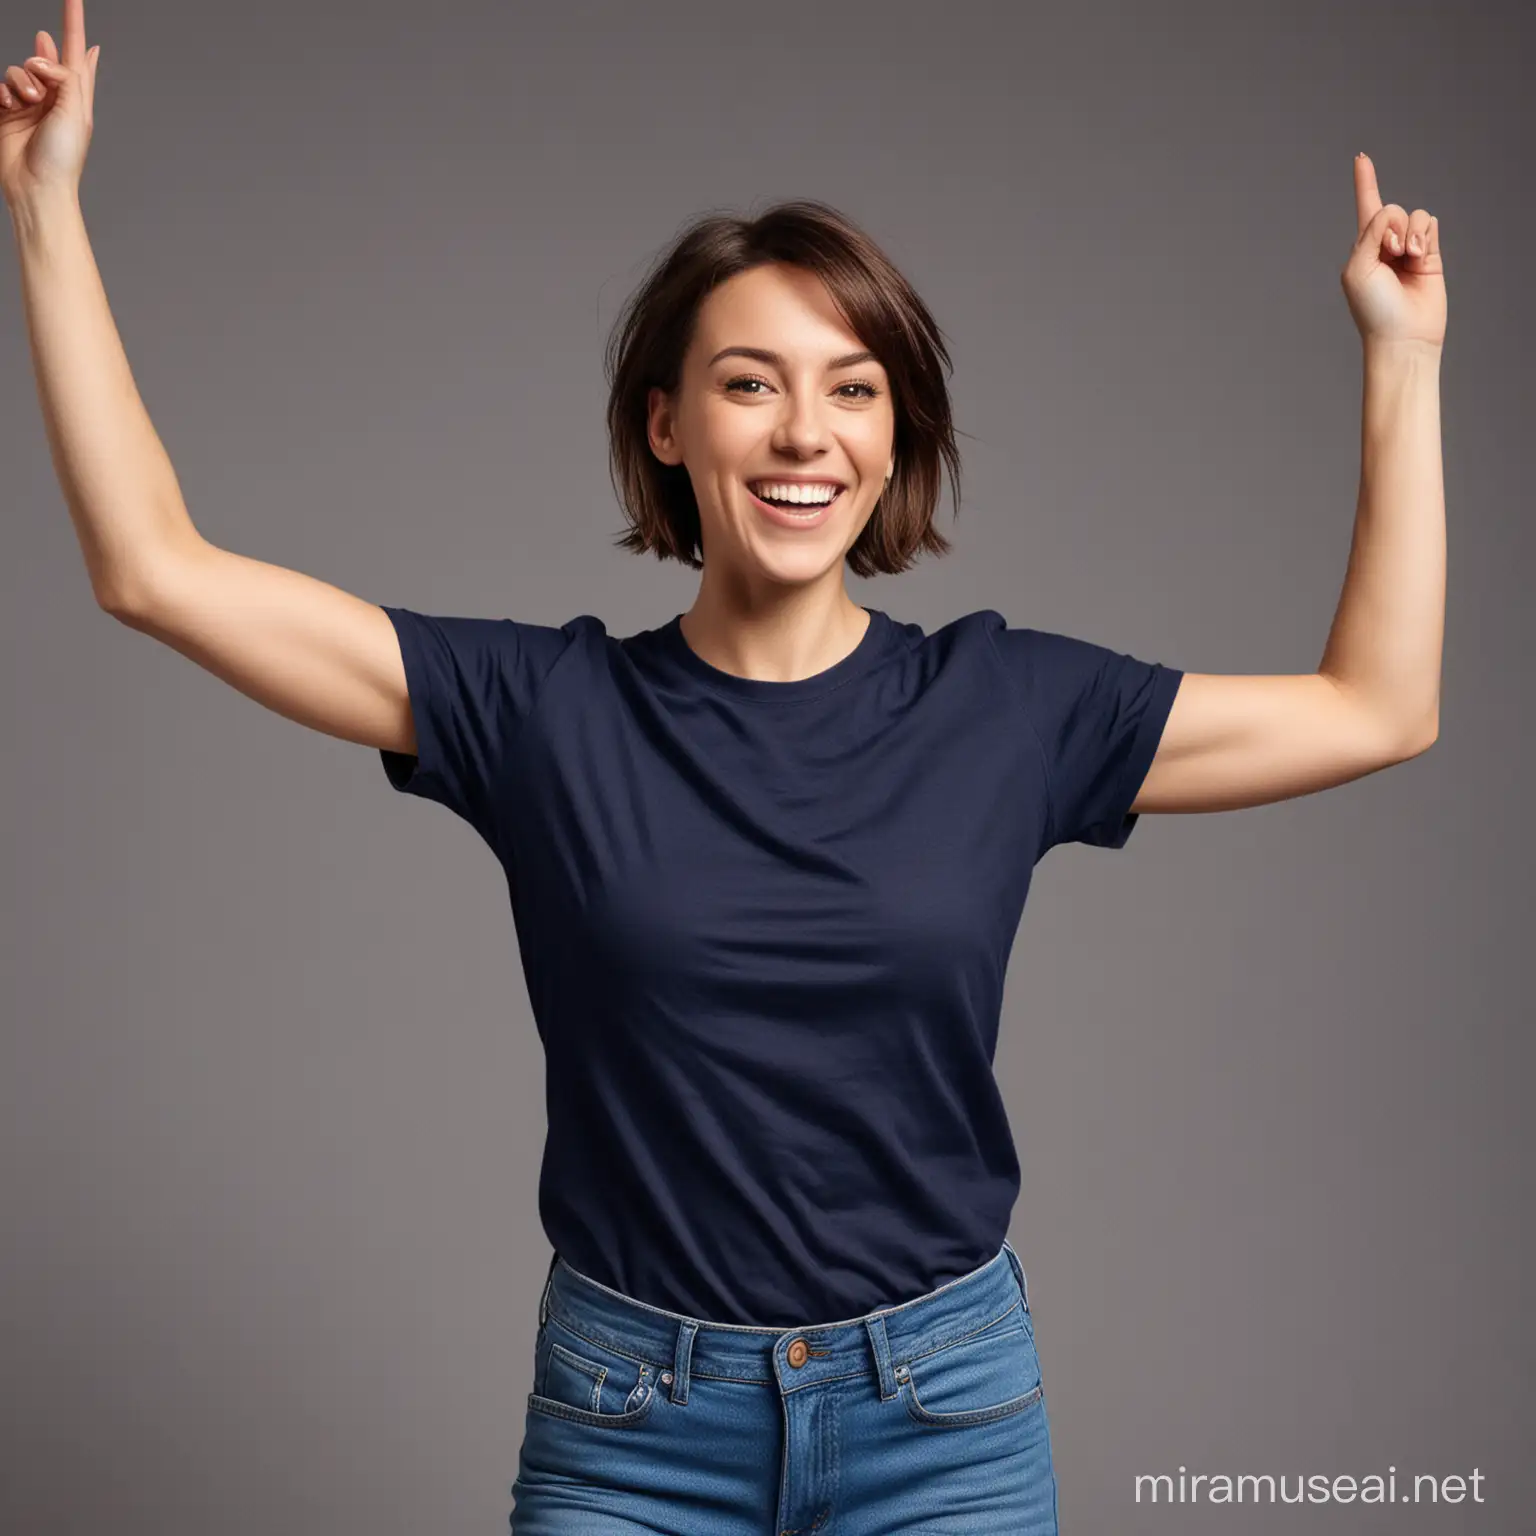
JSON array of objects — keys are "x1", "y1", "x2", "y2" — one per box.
[{"x1": 746, "y1": 485, "x2": 846, "y2": 517}]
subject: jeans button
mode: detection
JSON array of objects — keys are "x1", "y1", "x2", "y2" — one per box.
[{"x1": 786, "y1": 1337, "x2": 809, "y2": 1368}]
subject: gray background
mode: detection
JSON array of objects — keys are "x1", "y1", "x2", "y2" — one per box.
[{"x1": 2, "y1": 1, "x2": 1529, "y2": 1531}]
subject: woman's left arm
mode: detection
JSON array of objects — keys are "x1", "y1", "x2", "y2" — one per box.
[{"x1": 1134, "y1": 152, "x2": 1446, "y2": 815}]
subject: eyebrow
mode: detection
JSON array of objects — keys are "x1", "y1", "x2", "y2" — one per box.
[{"x1": 707, "y1": 345, "x2": 880, "y2": 370}]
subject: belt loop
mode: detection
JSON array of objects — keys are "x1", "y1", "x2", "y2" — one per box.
[
  {"x1": 537, "y1": 1249, "x2": 558, "y2": 1329},
  {"x1": 1001, "y1": 1237, "x2": 1031, "y2": 1313},
  {"x1": 670, "y1": 1319, "x2": 697, "y2": 1404},
  {"x1": 864, "y1": 1312, "x2": 898, "y2": 1399}
]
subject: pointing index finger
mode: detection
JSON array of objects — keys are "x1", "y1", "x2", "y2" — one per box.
[
  {"x1": 61, "y1": 0, "x2": 86, "y2": 68},
  {"x1": 1354, "y1": 152, "x2": 1383, "y2": 238}
]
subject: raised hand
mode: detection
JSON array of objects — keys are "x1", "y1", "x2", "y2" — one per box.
[
  {"x1": 0, "y1": 0, "x2": 99, "y2": 208},
  {"x1": 1341, "y1": 152, "x2": 1447, "y2": 349}
]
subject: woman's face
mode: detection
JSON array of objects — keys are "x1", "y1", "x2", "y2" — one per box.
[{"x1": 647, "y1": 263, "x2": 896, "y2": 592}]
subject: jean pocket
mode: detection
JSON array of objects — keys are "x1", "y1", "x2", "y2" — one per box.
[
  {"x1": 898, "y1": 1302, "x2": 1043, "y2": 1429},
  {"x1": 527, "y1": 1314, "x2": 660, "y2": 1429}
]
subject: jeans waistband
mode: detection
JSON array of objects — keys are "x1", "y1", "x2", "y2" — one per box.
[{"x1": 535, "y1": 1239, "x2": 1032, "y2": 1405}]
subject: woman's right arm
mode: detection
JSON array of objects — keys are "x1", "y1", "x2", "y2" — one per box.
[{"x1": 9, "y1": 181, "x2": 419, "y2": 757}]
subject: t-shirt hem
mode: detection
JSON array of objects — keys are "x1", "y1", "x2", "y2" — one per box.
[
  {"x1": 1100, "y1": 663, "x2": 1184, "y2": 848},
  {"x1": 377, "y1": 606, "x2": 440, "y2": 799}
]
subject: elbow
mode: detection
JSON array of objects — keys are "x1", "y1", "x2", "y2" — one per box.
[
  {"x1": 95, "y1": 580, "x2": 149, "y2": 628},
  {"x1": 93, "y1": 558, "x2": 160, "y2": 626},
  {"x1": 95, "y1": 585, "x2": 132, "y2": 622},
  {"x1": 95, "y1": 584, "x2": 126, "y2": 619},
  {"x1": 1398, "y1": 716, "x2": 1439, "y2": 759}
]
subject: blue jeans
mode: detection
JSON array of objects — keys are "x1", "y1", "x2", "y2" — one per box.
[{"x1": 510, "y1": 1238, "x2": 1059, "y2": 1533}]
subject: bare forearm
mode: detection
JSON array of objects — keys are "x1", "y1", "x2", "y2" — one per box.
[
  {"x1": 8, "y1": 185, "x2": 200, "y2": 609},
  {"x1": 1319, "y1": 338, "x2": 1445, "y2": 748}
]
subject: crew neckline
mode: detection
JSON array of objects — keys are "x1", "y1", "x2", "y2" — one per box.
[{"x1": 660, "y1": 606, "x2": 892, "y2": 701}]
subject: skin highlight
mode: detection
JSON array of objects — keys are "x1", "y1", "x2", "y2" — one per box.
[{"x1": 646, "y1": 262, "x2": 897, "y2": 684}]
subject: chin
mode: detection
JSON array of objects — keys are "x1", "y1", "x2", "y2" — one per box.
[{"x1": 744, "y1": 541, "x2": 844, "y2": 587}]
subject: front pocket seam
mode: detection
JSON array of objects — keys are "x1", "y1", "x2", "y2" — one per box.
[
  {"x1": 526, "y1": 1385, "x2": 658, "y2": 1429},
  {"x1": 901, "y1": 1376, "x2": 1043, "y2": 1429}
]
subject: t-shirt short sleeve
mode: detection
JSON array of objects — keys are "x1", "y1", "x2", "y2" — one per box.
[
  {"x1": 377, "y1": 606, "x2": 579, "y2": 843},
  {"x1": 987, "y1": 616, "x2": 1184, "y2": 852}
]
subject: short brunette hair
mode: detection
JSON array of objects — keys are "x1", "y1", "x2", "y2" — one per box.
[{"x1": 604, "y1": 200, "x2": 965, "y2": 578}]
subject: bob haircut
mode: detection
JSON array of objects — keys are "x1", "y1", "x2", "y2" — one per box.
[{"x1": 605, "y1": 200, "x2": 966, "y2": 579}]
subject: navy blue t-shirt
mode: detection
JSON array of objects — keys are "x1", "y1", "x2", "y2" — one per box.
[{"x1": 377, "y1": 603, "x2": 1182, "y2": 1326}]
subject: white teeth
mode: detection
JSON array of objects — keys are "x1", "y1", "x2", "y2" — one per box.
[{"x1": 750, "y1": 482, "x2": 840, "y2": 505}]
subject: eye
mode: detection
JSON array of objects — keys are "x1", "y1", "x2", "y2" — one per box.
[{"x1": 723, "y1": 375, "x2": 883, "y2": 400}]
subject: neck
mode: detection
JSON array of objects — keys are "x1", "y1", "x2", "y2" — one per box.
[{"x1": 679, "y1": 580, "x2": 870, "y2": 685}]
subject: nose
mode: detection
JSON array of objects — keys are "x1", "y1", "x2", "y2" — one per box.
[{"x1": 769, "y1": 386, "x2": 836, "y2": 461}]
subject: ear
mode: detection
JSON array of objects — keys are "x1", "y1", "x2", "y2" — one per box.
[{"x1": 647, "y1": 386, "x2": 682, "y2": 466}]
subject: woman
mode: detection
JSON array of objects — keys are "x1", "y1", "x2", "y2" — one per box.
[{"x1": 3, "y1": 5, "x2": 1446, "y2": 1532}]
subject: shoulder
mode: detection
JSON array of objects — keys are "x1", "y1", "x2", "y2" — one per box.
[{"x1": 380, "y1": 606, "x2": 611, "y2": 712}]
